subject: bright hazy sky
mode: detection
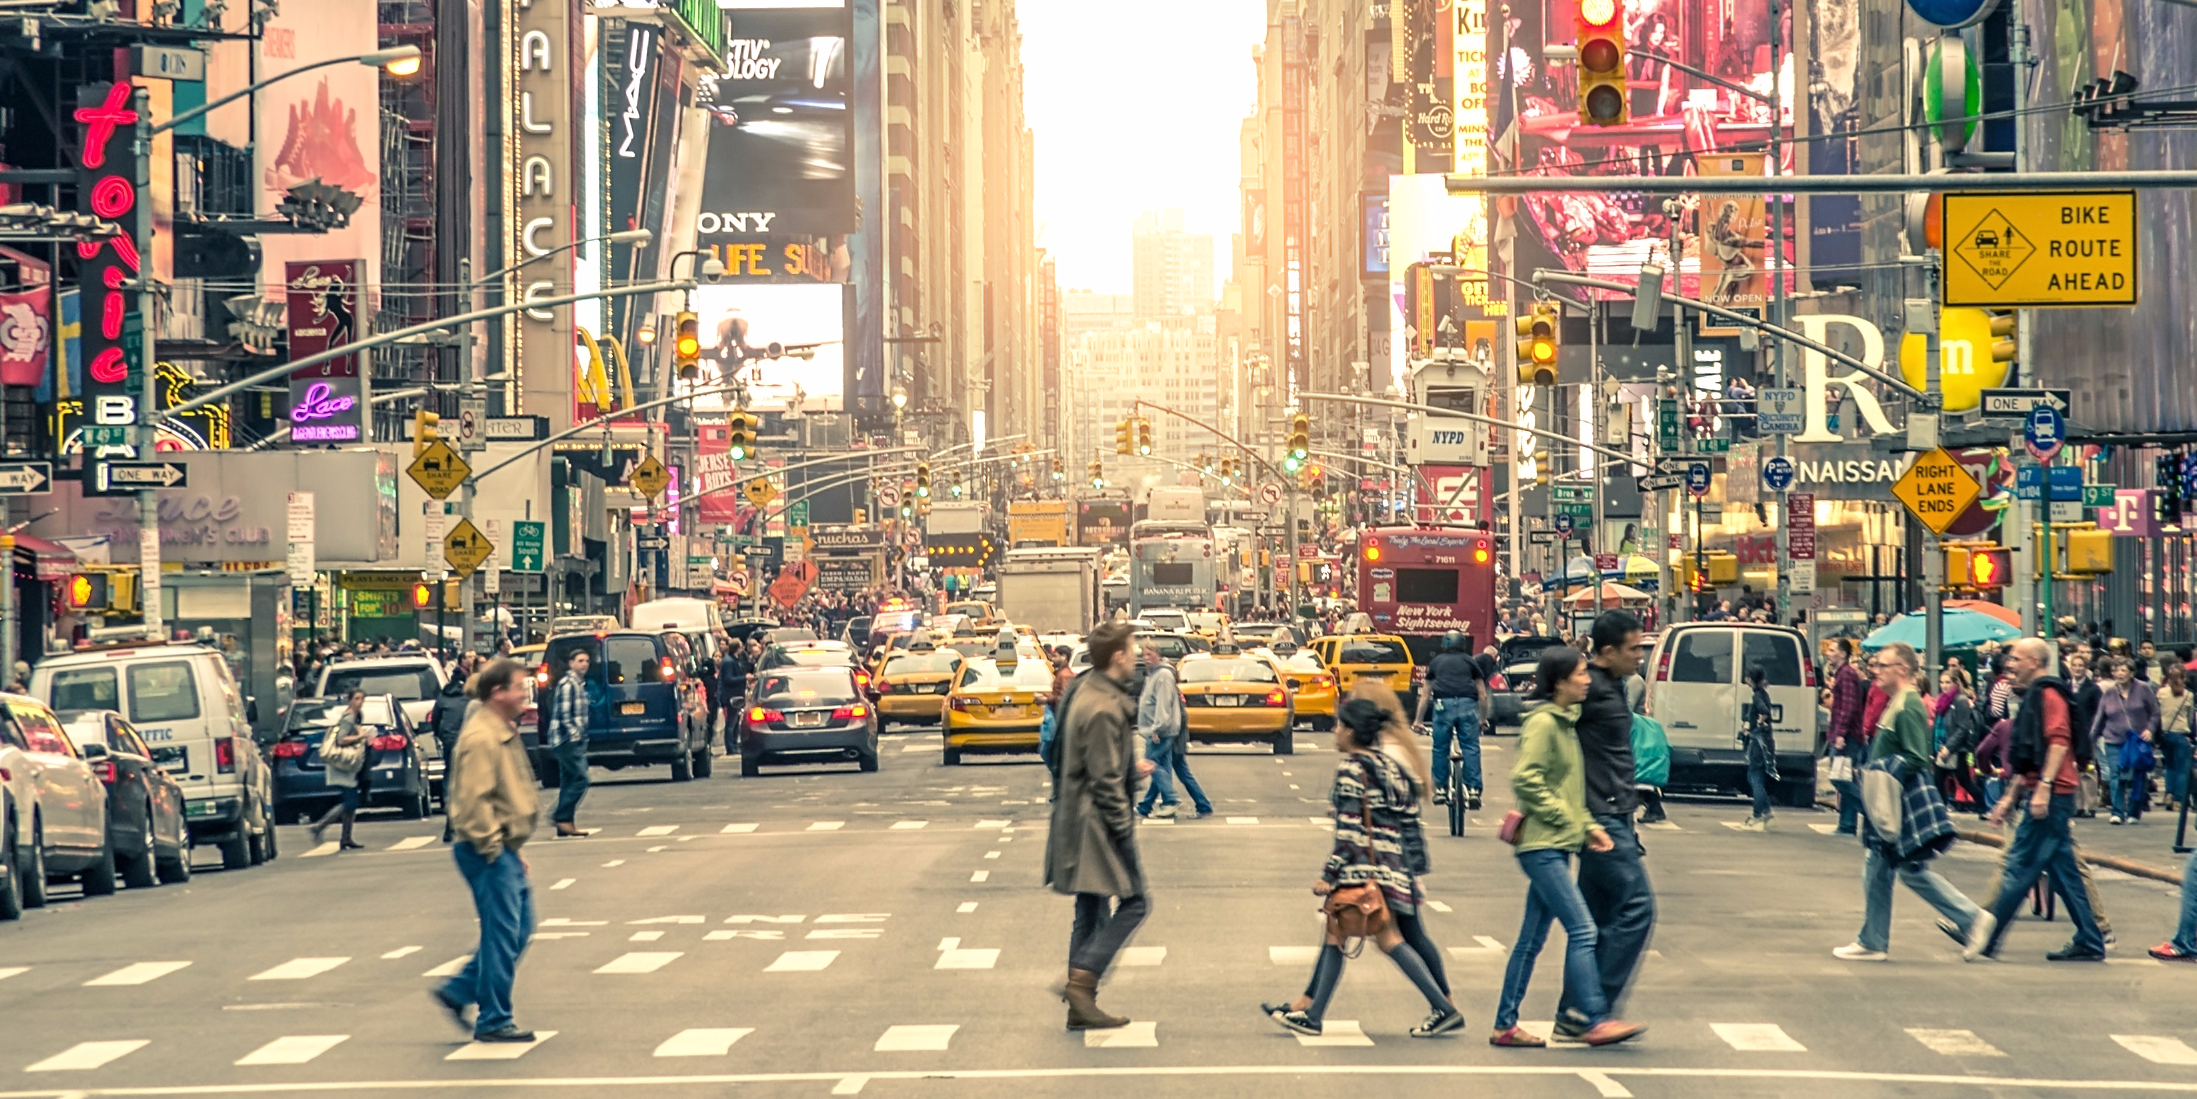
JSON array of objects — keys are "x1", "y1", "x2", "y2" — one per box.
[{"x1": 1019, "y1": 0, "x2": 1266, "y2": 295}]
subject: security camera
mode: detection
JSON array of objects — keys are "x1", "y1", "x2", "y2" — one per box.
[{"x1": 701, "y1": 256, "x2": 726, "y2": 283}]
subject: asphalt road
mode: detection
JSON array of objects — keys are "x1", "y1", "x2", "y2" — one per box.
[{"x1": 4, "y1": 722, "x2": 2197, "y2": 1099}]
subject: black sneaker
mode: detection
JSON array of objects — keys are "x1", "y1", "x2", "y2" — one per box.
[
  {"x1": 430, "y1": 988, "x2": 473, "y2": 1033},
  {"x1": 473, "y1": 1025, "x2": 536, "y2": 1043},
  {"x1": 1432, "y1": 787, "x2": 1450, "y2": 805},
  {"x1": 1410, "y1": 1007, "x2": 1465, "y2": 1037},
  {"x1": 2045, "y1": 944, "x2": 2107, "y2": 962},
  {"x1": 1467, "y1": 789, "x2": 1483, "y2": 810},
  {"x1": 1270, "y1": 1010, "x2": 1322, "y2": 1037},
  {"x1": 1552, "y1": 1012, "x2": 1592, "y2": 1041}
]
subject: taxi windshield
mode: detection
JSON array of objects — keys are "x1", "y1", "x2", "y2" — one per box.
[
  {"x1": 884, "y1": 652, "x2": 960, "y2": 675},
  {"x1": 1178, "y1": 657, "x2": 1279, "y2": 685},
  {"x1": 1339, "y1": 639, "x2": 1409, "y2": 665}
]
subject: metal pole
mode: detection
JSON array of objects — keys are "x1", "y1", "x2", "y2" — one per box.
[
  {"x1": 1769, "y1": 0, "x2": 1791, "y2": 627},
  {"x1": 0, "y1": 535, "x2": 14, "y2": 685},
  {"x1": 1922, "y1": 264, "x2": 1945, "y2": 683},
  {"x1": 131, "y1": 94, "x2": 162, "y2": 642},
  {"x1": 2011, "y1": 21, "x2": 2040, "y2": 639},
  {"x1": 1591, "y1": 301, "x2": 1604, "y2": 618}
]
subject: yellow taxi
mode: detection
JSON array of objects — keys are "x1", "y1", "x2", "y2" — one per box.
[
  {"x1": 873, "y1": 645, "x2": 964, "y2": 726},
  {"x1": 1311, "y1": 632, "x2": 1419, "y2": 715},
  {"x1": 1185, "y1": 611, "x2": 1230, "y2": 643},
  {"x1": 942, "y1": 655, "x2": 1054, "y2": 765},
  {"x1": 944, "y1": 600, "x2": 997, "y2": 628},
  {"x1": 1264, "y1": 643, "x2": 1336, "y2": 732},
  {"x1": 1177, "y1": 649, "x2": 1295, "y2": 755}
]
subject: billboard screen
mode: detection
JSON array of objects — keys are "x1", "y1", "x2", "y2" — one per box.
[
  {"x1": 687, "y1": 282, "x2": 848, "y2": 412},
  {"x1": 254, "y1": 1, "x2": 381, "y2": 309},
  {"x1": 697, "y1": 2, "x2": 856, "y2": 236}
]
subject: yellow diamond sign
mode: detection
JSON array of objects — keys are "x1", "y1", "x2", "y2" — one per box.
[
  {"x1": 745, "y1": 477, "x2": 779, "y2": 508},
  {"x1": 442, "y1": 518, "x2": 494, "y2": 579},
  {"x1": 406, "y1": 440, "x2": 470, "y2": 501},
  {"x1": 1891, "y1": 448, "x2": 1981, "y2": 535},
  {"x1": 629, "y1": 454, "x2": 671, "y2": 501}
]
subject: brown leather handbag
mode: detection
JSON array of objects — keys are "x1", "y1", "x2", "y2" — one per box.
[{"x1": 1322, "y1": 881, "x2": 1392, "y2": 954}]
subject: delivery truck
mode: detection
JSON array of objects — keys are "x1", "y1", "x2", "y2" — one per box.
[{"x1": 995, "y1": 546, "x2": 1103, "y2": 635}]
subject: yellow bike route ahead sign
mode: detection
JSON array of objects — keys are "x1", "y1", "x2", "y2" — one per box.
[
  {"x1": 1943, "y1": 191, "x2": 2137, "y2": 308},
  {"x1": 1891, "y1": 448, "x2": 1982, "y2": 535}
]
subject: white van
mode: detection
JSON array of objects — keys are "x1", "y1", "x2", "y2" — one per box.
[
  {"x1": 630, "y1": 597, "x2": 724, "y2": 636},
  {"x1": 31, "y1": 642, "x2": 277, "y2": 870},
  {"x1": 1643, "y1": 623, "x2": 1820, "y2": 807}
]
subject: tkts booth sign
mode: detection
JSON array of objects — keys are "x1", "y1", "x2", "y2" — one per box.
[{"x1": 74, "y1": 82, "x2": 156, "y2": 488}]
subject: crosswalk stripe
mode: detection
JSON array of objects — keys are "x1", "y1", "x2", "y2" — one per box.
[
  {"x1": 300, "y1": 841, "x2": 341, "y2": 858},
  {"x1": 250, "y1": 957, "x2": 349, "y2": 981},
  {"x1": 1577, "y1": 1070, "x2": 1632, "y2": 1098},
  {"x1": 0, "y1": 967, "x2": 26, "y2": 981},
  {"x1": 1084, "y1": 1021, "x2": 1159, "y2": 1048},
  {"x1": 235, "y1": 1035, "x2": 349, "y2": 1066},
  {"x1": 983, "y1": 851, "x2": 1002, "y2": 859},
  {"x1": 875, "y1": 1025, "x2": 958, "y2": 1051},
  {"x1": 891, "y1": 821, "x2": 929, "y2": 830},
  {"x1": 832, "y1": 1076, "x2": 870, "y2": 1094},
  {"x1": 1294, "y1": 1020, "x2": 1372, "y2": 1047},
  {"x1": 956, "y1": 902, "x2": 979, "y2": 913},
  {"x1": 970, "y1": 871, "x2": 990, "y2": 882},
  {"x1": 631, "y1": 931, "x2": 665, "y2": 942},
  {"x1": 1712, "y1": 1023, "x2": 1807, "y2": 1051},
  {"x1": 84, "y1": 962, "x2": 190, "y2": 986},
  {"x1": 445, "y1": 1031, "x2": 555, "y2": 1060},
  {"x1": 422, "y1": 955, "x2": 472, "y2": 978},
  {"x1": 1424, "y1": 900, "x2": 1453, "y2": 913},
  {"x1": 638, "y1": 825, "x2": 680, "y2": 837},
  {"x1": 1118, "y1": 946, "x2": 1167, "y2": 967},
  {"x1": 653, "y1": 1028, "x2": 754, "y2": 1057},
  {"x1": 1809, "y1": 823, "x2": 1842, "y2": 835},
  {"x1": 976, "y1": 819, "x2": 1011, "y2": 828},
  {"x1": 594, "y1": 952, "x2": 683, "y2": 974},
  {"x1": 551, "y1": 879, "x2": 576, "y2": 890},
  {"x1": 2113, "y1": 1035, "x2": 2197, "y2": 1065},
  {"x1": 1269, "y1": 946, "x2": 1320, "y2": 965},
  {"x1": 25, "y1": 1040, "x2": 150, "y2": 1072},
  {"x1": 763, "y1": 951, "x2": 839, "y2": 972},
  {"x1": 1227, "y1": 816, "x2": 1260, "y2": 825},
  {"x1": 381, "y1": 946, "x2": 422, "y2": 960},
  {"x1": 935, "y1": 949, "x2": 999, "y2": 969},
  {"x1": 602, "y1": 860, "x2": 627, "y2": 867},
  {"x1": 721, "y1": 823, "x2": 759, "y2": 834},
  {"x1": 1907, "y1": 1028, "x2": 2005, "y2": 1057},
  {"x1": 808, "y1": 821, "x2": 846, "y2": 831},
  {"x1": 389, "y1": 836, "x2": 436, "y2": 850}
]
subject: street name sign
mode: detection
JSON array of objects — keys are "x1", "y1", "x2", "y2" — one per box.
[
  {"x1": 406, "y1": 440, "x2": 469, "y2": 500},
  {"x1": 1891, "y1": 447, "x2": 1982, "y2": 534},
  {"x1": 2082, "y1": 483, "x2": 2117, "y2": 507},
  {"x1": 1979, "y1": 388, "x2": 2071, "y2": 418},
  {"x1": 1557, "y1": 502, "x2": 1594, "y2": 518},
  {"x1": 1552, "y1": 485, "x2": 1594, "y2": 502},
  {"x1": 1943, "y1": 191, "x2": 2138, "y2": 307},
  {"x1": 0, "y1": 461, "x2": 51, "y2": 495},
  {"x1": 1637, "y1": 471, "x2": 1686, "y2": 492}
]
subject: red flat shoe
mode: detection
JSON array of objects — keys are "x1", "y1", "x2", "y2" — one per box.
[
  {"x1": 2149, "y1": 942, "x2": 2197, "y2": 961},
  {"x1": 1490, "y1": 1026, "x2": 1547, "y2": 1048}
]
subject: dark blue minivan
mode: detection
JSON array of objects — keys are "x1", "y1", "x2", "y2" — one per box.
[{"x1": 532, "y1": 630, "x2": 711, "y2": 782}]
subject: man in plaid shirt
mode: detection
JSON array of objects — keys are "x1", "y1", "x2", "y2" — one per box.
[
  {"x1": 1826, "y1": 639, "x2": 1870, "y2": 835},
  {"x1": 549, "y1": 650, "x2": 593, "y2": 837}
]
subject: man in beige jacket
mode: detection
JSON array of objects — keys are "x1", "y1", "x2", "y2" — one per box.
[{"x1": 431, "y1": 659, "x2": 540, "y2": 1042}]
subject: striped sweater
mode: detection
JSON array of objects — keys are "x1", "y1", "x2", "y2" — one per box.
[{"x1": 1322, "y1": 750, "x2": 1422, "y2": 915}]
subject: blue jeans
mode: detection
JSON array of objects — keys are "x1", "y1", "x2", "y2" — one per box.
[
  {"x1": 552, "y1": 740, "x2": 590, "y2": 825},
  {"x1": 1432, "y1": 697, "x2": 1482, "y2": 793},
  {"x1": 2098, "y1": 747, "x2": 2133, "y2": 817},
  {"x1": 2166, "y1": 733, "x2": 2193, "y2": 805},
  {"x1": 1857, "y1": 846, "x2": 1981, "y2": 952},
  {"x1": 1833, "y1": 742, "x2": 1867, "y2": 833},
  {"x1": 1747, "y1": 757, "x2": 1772, "y2": 819},
  {"x1": 1984, "y1": 792, "x2": 2103, "y2": 956},
  {"x1": 1564, "y1": 814, "x2": 1655, "y2": 1020},
  {"x1": 442, "y1": 843, "x2": 535, "y2": 1034},
  {"x1": 1137, "y1": 735, "x2": 1211, "y2": 814},
  {"x1": 1496, "y1": 848, "x2": 1608, "y2": 1030},
  {"x1": 2172, "y1": 847, "x2": 2197, "y2": 954}
]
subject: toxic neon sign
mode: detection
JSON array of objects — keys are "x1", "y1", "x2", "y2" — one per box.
[{"x1": 73, "y1": 83, "x2": 144, "y2": 445}]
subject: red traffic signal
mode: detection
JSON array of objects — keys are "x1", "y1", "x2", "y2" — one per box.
[
  {"x1": 411, "y1": 582, "x2": 435, "y2": 609},
  {"x1": 66, "y1": 573, "x2": 108, "y2": 610},
  {"x1": 1575, "y1": 0, "x2": 1629, "y2": 127},
  {"x1": 1967, "y1": 548, "x2": 2011, "y2": 589}
]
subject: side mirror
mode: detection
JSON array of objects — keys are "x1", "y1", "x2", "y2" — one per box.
[
  {"x1": 246, "y1": 696, "x2": 260, "y2": 724},
  {"x1": 80, "y1": 740, "x2": 109, "y2": 759}
]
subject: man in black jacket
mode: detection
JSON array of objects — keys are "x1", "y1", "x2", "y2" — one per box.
[{"x1": 1557, "y1": 609, "x2": 1657, "y2": 1038}]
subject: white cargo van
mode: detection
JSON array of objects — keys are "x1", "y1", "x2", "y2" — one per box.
[
  {"x1": 631, "y1": 597, "x2": 724, "y2": 637},
  {"x1": 32, "y1": 642, "x2": 276, "y2": 870},
  {"x1": 1643, "y1": 623, "x2": 1820, "y2": 807}
]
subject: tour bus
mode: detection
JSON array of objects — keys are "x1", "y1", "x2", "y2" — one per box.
[
  {"x1": 1353, "y1": 527, "x2": 1501, "y2": 667},
  {"x1": 1128, "y1": 519, "x2": 1218, "y2": 616}
]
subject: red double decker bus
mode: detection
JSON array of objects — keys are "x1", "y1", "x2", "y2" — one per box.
[{"x1": 1355, "y1": 528, "x2": 1501, "y2": 663}]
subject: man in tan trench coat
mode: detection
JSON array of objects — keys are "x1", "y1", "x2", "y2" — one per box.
[{"x1": 1045, "y1": 621, "x2": 1152, "y2": 1029}]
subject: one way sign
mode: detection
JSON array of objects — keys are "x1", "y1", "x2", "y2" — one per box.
[
  {"x1": 1980, "y1": 388, "x2": 2072, "y2": 418},
  {"x1": 0, "y1": 461, "x2": 51, "y2": 495},
  {"x1": 100, "y1": 462, "x2": 189, "y2": 490}
]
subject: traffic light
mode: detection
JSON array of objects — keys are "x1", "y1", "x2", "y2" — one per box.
[
  {"x1": 949, "y1": 475, "x2": 964, "y2": 499},
  {"x1": 1515, "y1": 300, "x2": 1559, "y2": 386},
  {"x1": 1136, "y1": 417, "x2": 1153, "y2": 457},
  {"x1": 673, "y1": 311, "x2": 701, "y2": 380},
  {"x1": 1574, "y1": 0, "x2": 1628, "y2": 127},
  {"x1": 411, "y1": 582, "x2": 435, "y2": 610},
  {"x1": 412, "y1": 410, "x2": 439, "y2": 458},
  {"x1": 1218, "y1": 457, "x2": 1235, "y2": 485},
  {"x1": 1115, "y1": 417, "x2": 1133, "y2": 456},
  {"x1": 2158, "y1": 454, "x2": 2184, "y2": 528},
  {"x1": 2063, "y1": 528, "x2": 2114, "y2": 573},
  {"x1": 1965, "y1": 547, "x2": 2012, "y2": 589},
  {"x1": 727, "y1": 410, "x2": 756, "y2": 460},
  {"x1": 1286, "y1": 412, "x2": 1310, "y2": 471},
  {"x1": 915, "y1": 461, "x2": 931, "y2": 498},
  {"x1": 1088, "y1": 459, "x2": 1104, "y2": 488},
  {"x1": 65, "y1": 573, "x2": 108, "y2": 612}
]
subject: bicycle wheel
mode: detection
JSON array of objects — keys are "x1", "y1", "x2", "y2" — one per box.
[{"x1": 1447, "y1": 768, "x2": 1466, "y2": 836}]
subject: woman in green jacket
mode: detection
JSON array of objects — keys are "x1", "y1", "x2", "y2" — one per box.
[{"x1": 1490, "y1": 648, "x2": 1646, "y2": 1048}]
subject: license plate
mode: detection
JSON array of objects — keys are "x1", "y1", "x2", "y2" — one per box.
[
  {"x1": 620, "y1": 701, "x2": 646, "y2": 716},
  {"x1": 1212, "y1": 695, "x2": 1243, "y2": 707},
  {"x1": 992, "y1": 705, "x2": 1027, "y2": 718},
  {"x1": 792, "y1": 712, "x2": 826, "y2": 727},
  {"x1": 185, "y1": 800, "x2": 217, "y2": 818},
  {"x1": 152, "y1": 746, "x2": 187, "y2": 773},
  {"x1": 921, "y1": 684, "x2": 944, "y2": 694}
]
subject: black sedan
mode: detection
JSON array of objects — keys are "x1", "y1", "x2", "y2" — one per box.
[
  {"x1": 57, "y1": 710, "x2": 191, "y2": 888},
  {"x1": 270, "y1": 695, "x2": 435, "y2": 824},
  {"x1": 739, "y1": 667, "x2": 881, "y2": 777},
  {"x1": 1489, "y1": 635, "x2": 1569, "y2": 726}
]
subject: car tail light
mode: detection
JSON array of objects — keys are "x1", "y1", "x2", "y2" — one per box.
[
  {"x1": 535, "y1": 667, "x2": 550, "y2": 687},
  {"x1": 1654, "y1": 645, "x2": 1674, "y2": 681},
  {"x1": 1802, "y1": 654, "x2": 1819, "y2": 688},
  {"x1": 831, "y1": 705, "x2": 870, "y2": 721},
  {"x1": 370, "y1": 734, "x2": 409, "y2": 751},
  {"x1": 661, "y1": 659, "x2": 677, "y2": 681},
  {"x1": 1316, "y1": 675, "x2": 1333, "y2": 690},
  {"x1": 0, "y1": 766, "x2": 10, "y2": 781},
  {"x1": 950, "y1": 695, "x2": 973, "y2": 712},
  {"x1": 271, "y1": 740, "x2": 308, "y2": 759},
  {"x1": 1264, "y1": 690, "x2": 1287, "y2": 707},
  {"x1": 748, "y1": 706, "x2": 783, "y2": 726},
  {"x1": 91, "y1": 759, "x2": 117, "y2": 784},
  {"x1": 214, "y1": 737, "x2": 237, "y2": 774},
  {"x1": 854, "y1": 671, "x2": 871, "y2": 689}
]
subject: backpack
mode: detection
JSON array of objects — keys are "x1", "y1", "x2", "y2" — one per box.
[
  {"x1": 2010, "y1": 679, "x2": 2091, "y2": 774},
  {"x1": 1631, "y1": 713, "x2": 1671, "y2": 788}
]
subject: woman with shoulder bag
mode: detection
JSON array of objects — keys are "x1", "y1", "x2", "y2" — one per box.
[
  {"x1": 1490, "y1": 648, "x2": 1645, "y2": 1048},
  {"x1": 2159, "y1": 660, "x2": 2194, "y2": 812},
  {"x1": 1262, "y1": 694, "x2": 1461, "y2": 1040},
  {"x1": 308, "y1": 690, "x2": 372, "y2": 850}
]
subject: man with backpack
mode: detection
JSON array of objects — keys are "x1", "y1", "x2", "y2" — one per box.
[
  {"x1": 1415, "y1": 629, "x2": 1491, "y2": 808},
  {"x1": 1970, "y1": 637, "x2": 2106, "y2": 961}
]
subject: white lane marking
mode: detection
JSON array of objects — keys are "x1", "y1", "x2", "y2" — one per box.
[
  {"x1": 551, "y1": 879, "x2": 576, "y2": 890},
  {"x1": 937, "y1": 938, "x2": 960, "y2": 952},
  {"x1": 631, "y1": 932, "x2": 665, "y2": 942},
  {"x1": 721, "y1": 823, "x2": 759, "y2": 834},
  {"x1": 2114, "y1": 1034, "x2": 2197, "y2": 1064},
  {"x1": 807, "y1": 929, "x2": 883, "y2": 940},
  {"x1": 84, "y1": 962, "x2": 190, "y2": 986},
  {"x1": 0, "y1": 967, "x2": 27, "y2": 981},
  {"x1": 299, "y1": 841, "x2": 341, "y2": 858},
  {"x1": 25, "y1": 1040, "x2": 150, "y2": 1072},
  {"x1": 1307, "y1": 817, "x2": 1330, "y2": 826},
  {"x1": 422, "y1": 955, "x2": 472, "y2": 978},
  {"x1": 976, "y1": 819, "x2": 1010, "y2": 828},
  {"x1": 935, "y1": 949, "x2": 999, "y2": 970},
  {"x1": 970, "y1": 871, "x2": 990, "y2": 882},
  {"x1": 543, "y1": 919, "x2": 608, "y2": 927},
  {"x1": 808, "y1": 821, "x2": 846, "y2": 832},
  {"x1": 1295, "y1": 1020, "x2": 1372, "y2": 1047},
  {"x1": 602, "y1": 860, "x2": 627, "y2": 868},
  {"x1": 875, "y1": 1025, "x2": 958, "y2": 1051},
  {"x1": 957, "y1": 902, "x2": 979, "y2": 913},
  {"x1": 899, "y1": 743, "x2": 931, "y2": 753},
  {"x1": 647, "y1": 846, "x2": 668, "y2": 853},
  {"x1": 763, "y1": 951, "x2": 839, "y2": 972},
  {"x1": 533, "y1": 933, "x2": 590, "y2": 940},
  {"x1": 1908, "y1": 1029, "x2": 2005, "y2": 1057},
  {"x1": 832, "y1": 1076, "x2": 870, "y2": 1095},
  {"x1": 595, "y1": 952, "x2": 683, "y2": 974},
  {"x1": 1640, "y1": 820, "x2": 1682, "y2": 831},
  {"x1": 389, "y1": 836, "x2": 436, "y2": 851},
  {"x1": 1227, "y1": 816, "x2": 1261, "y2": 825},
  {"x1": 892, "y1": 821, "x2": 929, "y2": 830},
  {"x1": 1270, "y1": 946, "x2": 1320, "y2": 964},
  {"x1": 249, "y1": 957, "x2": 349, "y2": 981},
  {"x1": 653, "y1": 1028, "x2": 754, "y2": 1057},
  {"x1": 1084, "y1": 1021, "x2": 1159, "y2": 1048},
  {"x1": 236, "y1": 1035, "x2": 349, "y2": 1066},
  {"x1": 1475, "y1": 935, "x2": 1505, "y2": 950},
  {"x1": 629, "y1": 915, "x2": 705, "y2": 924},
  {"x1": 983, "y1": 851, "x2": 1001, "y2": 859},
  {"x1": 445, "y1": 1031, "x2": 556, "y2": 1060},
  {"x1": 1713, "y1": 1023, "x2": 1807, "y2": 1052},
  {"x1": 381, "y1": 946, "x2": 422, "y2": 960},
  {"x1": 705, "y1": 930, "x2": 782, "y2": 941},
  {"x1": 1577, "y1": 1070, "x2": 1633, "y2": 1097},
  {"x1": 638, "y1": 825, "x2": 680, "y2": 837},
  {"x1": 1809, "y1": 823, "x2": 1843, "y2": 835},
  {"x1": 1118, "y1": 947, "x2": 1167, "y2": 967},
  {"x1": 1425, "y1": 900, "x2": 1454, "y2": 913}
]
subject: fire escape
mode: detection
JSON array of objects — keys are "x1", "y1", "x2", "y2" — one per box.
[{"x1": 375, "y1": 0, "x2": 438, "y2": 440}]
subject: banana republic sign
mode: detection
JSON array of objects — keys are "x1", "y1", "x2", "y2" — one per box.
[{"x1": 509, "y1": 0, "x2": 574, "y2": 432}]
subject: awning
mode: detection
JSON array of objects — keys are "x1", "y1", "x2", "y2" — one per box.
[{"x1": 11, "y1": 533, "x2": 82, "y2": 581}]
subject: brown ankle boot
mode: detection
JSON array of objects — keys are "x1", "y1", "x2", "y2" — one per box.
[{"x1": 1063, "y1": 967, "x2": 1127, "y2": 1030}]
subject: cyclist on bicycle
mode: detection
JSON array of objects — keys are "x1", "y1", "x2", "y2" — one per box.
[{"x1": 1416, "y1": 629, "x2": 1492, "y2": 808}]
